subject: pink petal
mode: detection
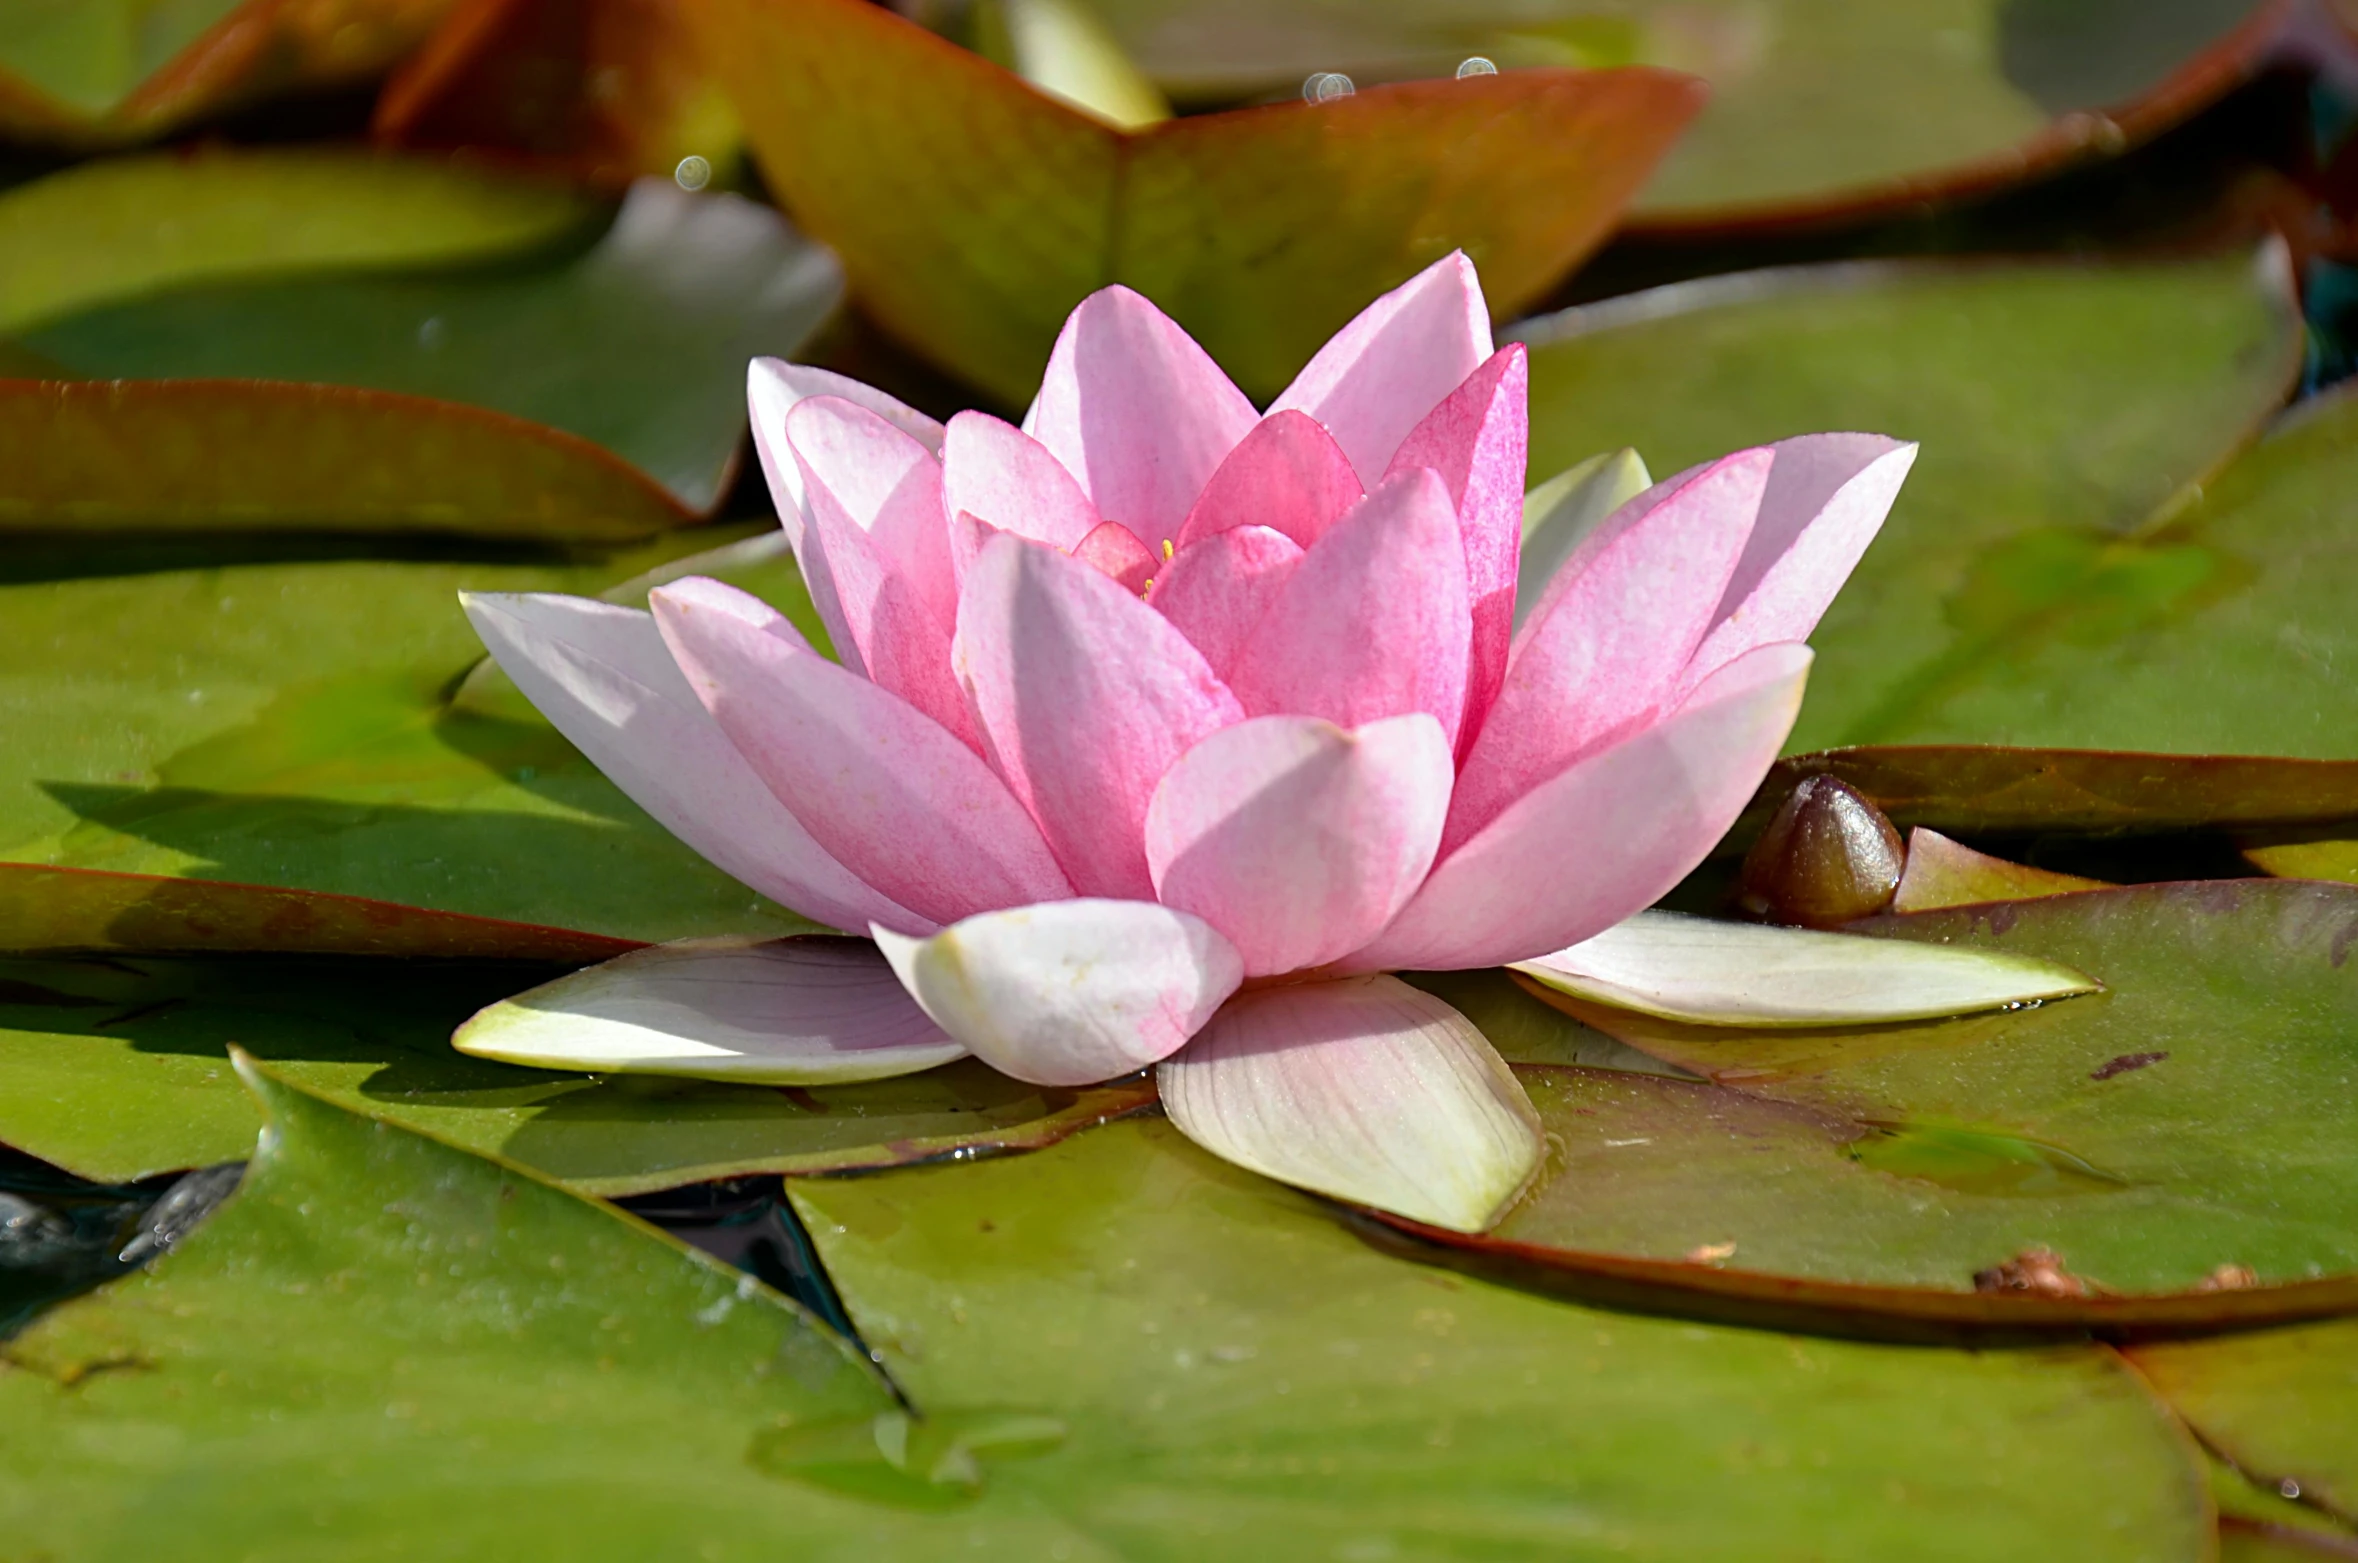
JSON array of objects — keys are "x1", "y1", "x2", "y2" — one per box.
[
  {"x1": 1145, "y1": 524, "x2": 1303, "y2": 683},
  {"x1": 1443, "y1": 448, "x2": 1772, "y2": 853},
  {"x1": 1144, "y1": 713, "x2": 1454, "y2": 978},
  {"x1": 787, "y1": 400, "x2": 972, "y2": 746},
  {"x1": 954, "y1": 535, "x2": 1244, "y2": 899},
  {"x1": 1158, "y1": 975, "x2": 1541, "y2": 1232},
  {"x1": 748, "y1": 358, "x2": 945, "y2": 548},
  {"x1": 461, "y1": 591, "x2": 923, "y2": 936},
  {"x1": 454, "y1": 936, "x2": 964, "y2": 1084},
  {"x1": 1173, "y1": 409, "x2": 1364, "y2": 552},
  {"x1": 874, "y1": 899, "x2": 1242, "y2": 1086},
  {"x1": 1228, "y1": 468, "x2": 1472, "y2": 751},
  {"x1": 1342, "y1": 642, "x2": 1813, "y2": 973},
  {"x1": 651, "y1": 577, "x2": 1071, "y2": 928},
  {"x1": 1382, "y1": 345, "x2": 1527, "y2": 753},
  {"x1": 1022, "y1": 285, "x2": 1257, "y2": 544},
  {"x1": 1070, "y1": 519, "x2": 1158, "y2": 593},
  {"x1": 1687, "y1": 435, "x2": 1918, "y2": 689},
  {"x1": 941, "y1": 411, "x2": 1102, "y2": 571},
  {"x1": 1268, "y1": 252, "x2": 1492, "y2": 486}
]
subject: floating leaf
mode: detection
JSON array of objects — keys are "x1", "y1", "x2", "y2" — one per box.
[
  {"x1": 788, "y1": 1114, "x2": 2208, "y2": 1558},
  {"x1": 0, "y1": 148, "x2": 597, "y2": 337},
  {"x1": 0, "y1": 862, "x2": 640, "y2": 960},
  {"x1": 1407, "y1": 882, "x2": 2358, "y2": 1329},
  {"x1": 0, "y1": 540, "x2": 822, "y2": 942},
  {"x1": 1510, "y1": 909, "x2": 2096, "y2": 1027},
  {"x1": 1893, "y1": 829, "x2": 2110, "y2": 912},
  {"x1": 0, "y1": 953, "x2": 1151, "y2": 1193},
  {"x1": 0, "y1": 0, "x2": 455, "y2": 146},
  {"x1": 0, "y1": 1055, "x2": 947, "y2": 1558},
  {"x1": 1516, "y1": 249, "x2": 2303, "y2": 754},
  {"x1": 18, "y1": 178, "x2": 842, "y2": 514},
  {"x1": 1075, "y1": 0, "x2": 2286, "y2": 226},
  {"x1": 0, "y1": 378, "x2": 690, "y2": 539},
  {"x1": 1742, "y1": 747, "x2": 2358, "y2": 843},
  {"x1": 376, "y1": 0, "x2": 741, "y2": 184},
  {"x1": 2132, "y1": 1322, "x2": 2358, "y2": 1533},
  {"x1": 686, "y1": 0, "x2": 1701, "y2": 402}
]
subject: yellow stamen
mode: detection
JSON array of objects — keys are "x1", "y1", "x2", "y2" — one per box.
[{"x1": 1160, "y1": 537, "x2": 1175, "y2": 560}]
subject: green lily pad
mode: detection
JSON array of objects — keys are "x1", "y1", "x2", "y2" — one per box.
[
  {"x1": 1077, "y1": 0, "x2": 2278, "y2": 225},
  {"x1": 0, "y1": 0, "x2": 451, "y2": 143},
  {"x1": 2130, "y1": 1321, "x2": 2358, "y2": 1526},
  {"x1": 1421, "y1": 882, "x2": 2358, "y2": 1328},
  {"x1": 689, "y1": 0, "x2": 1701, "y2": 403},
  {"x1": 1738, "y1": 748, "x2": 2358, "y2": 845},
  {"x1": 1516, "y1": 250, "x2": 2303, "y2": 754},
  {"x1": 788, "y1": 1114, "x2": 2208, "y2": 1559},
  {"x1": 0, "y1": 148, "x2": 598, "y2": 338},
  {"x1": 0, "y1": 952, "x2": 1151, "y2": 1193},
  {"x1": 16, "y1": 179, "x2": 841, "y2": 513},
  {"x1": 0, "y1": 1054, "x2": 965, "y2": 1560},
  {"x1": 0, "y1": 535, "x2": 828, "y2": 943},
  {"x1": 1848, "y1": 384, "x2": 2358, "y2": 757}
]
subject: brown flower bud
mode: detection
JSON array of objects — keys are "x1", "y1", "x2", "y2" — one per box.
[{"x1": 1737, "y1": 775, "x2": 1905, "y2": 928}]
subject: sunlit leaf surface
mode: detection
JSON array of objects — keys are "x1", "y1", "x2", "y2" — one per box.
[
  {"x1": 0, "y1": 1058, "x2": 954, "y2": 1560},
  {"x1": 789, "y1": 1114, "x2": 2208, "y2": 1559},
  {"x1": 1430, "y1": 883, "x2": 2358, "y2": 1325},
  {"x1": 1518, "y1": 250, "x2": 2303, "y2": 753},
  {"x1": 689, "y1": 0, "x2": 1700, "y2": 402}
]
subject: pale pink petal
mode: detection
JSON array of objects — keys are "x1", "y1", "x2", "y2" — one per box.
[
  {"x1": 874, "y1": 900, "x2": 1241, "y2": 1086},
  {"x1": 1269, "y1": 252, "x2": 1492, "y2": 486},
  {"x1": 1145, "y1": 713, "x2": 1454, "y2": 978},
  {"x1": 1342, "y1": 642, "x2": 1813, "y2": 973},
  {"x1": 787, "y1": 397, "x2": 958, "y2": 626},
  {"x1": 941, "y1": 411, "x2": 1102, "y2": 583},
  {"x1": 1145, "y1": 524, "x2": 1303, "y2": 683},
  {"x1": 461, "y1": 591, "x2": 923, "y2": 935},
  {"x1": 652, "y1": 577, "x2": 1071, "y2": 928},
  {"x1": 1443, "y1": 449, "x2": 1773, "y2": 853},
  {"x1": 1173, "y1": 409, "x2": 1364, "y2": 552},
  {"x1": 954, "y1": 535, "x2": 1244, "y2": 899},
  {"x1": 455, "y1": 936, "x2": 963, "y2": 1084},
  {"x1": 1686, "y1": 435, "x2": 1918, "y2": 688},
  {"x1": 1382, "y1": 345, "x2": 1527, "y2": 752},
  {"x1": 788, "y1": 402, "x2": 974, "y2": 746},
  {"x1": 1158, "y1": 975, "x2": 1541, "y2": 1232},
  {"x1": 1022, "y1": 285, "x2": 1257, "y2": 543},
  {"x1": 748, "y1": 358, "x2": 944, "y2": 548},
  {"x1": 1070, "y1": 519, "x2": 1157, "y2": 593},
  {"x1": 1228, "y1": 468, "x2": 1472, "y2": 750}
]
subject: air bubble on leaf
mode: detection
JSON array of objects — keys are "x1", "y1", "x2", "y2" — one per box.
[
  {"x1": 1456, "y1": 57, "x2": 1498, "y2": 78},
  {"x1": 674, "y1": 156, "x2": 713, "y2": 191},
  {"x1": 1303, "y1": 72, "x2": 1355, "y2": 103}
]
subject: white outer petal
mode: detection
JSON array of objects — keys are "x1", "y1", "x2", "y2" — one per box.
[
  {"x1": 874, "y1": 900, "x2": 1243, "y2": 1087},
  {"x1": 1511, "y1": 909, "x2": 2100, "y2": 1027},
  {"x1": 1159, "y1": 975, "x2": 1542, "y2": 1233},
  {"x1": 454, "y1": 937, "x2": 964, "y2": 1084}
]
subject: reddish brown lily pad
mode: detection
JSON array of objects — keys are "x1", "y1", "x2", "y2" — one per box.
[
  {"x1": 685, "y1": 0, "x2": 1701, "y2": 402},
  {"x1": 0, "y1": 378, "x2": 689, "y2": 539},
  {"x1": 1378, "y1": 882, "x2": 2358, "y2": 1333},
  {"x1": 0, "y1": 862, "x2": 640, "y2": 962}
]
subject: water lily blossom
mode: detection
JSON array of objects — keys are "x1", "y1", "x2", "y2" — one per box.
[{"x1": 456, "y1": 254, "x2": 2092, "y2": 1233}]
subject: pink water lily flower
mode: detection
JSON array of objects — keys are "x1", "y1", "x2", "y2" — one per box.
[{"x1": 457, "y1": 255, "x2": 1927, "y2": 1233}]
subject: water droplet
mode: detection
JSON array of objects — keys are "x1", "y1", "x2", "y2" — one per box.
[
  {"x1": 1456, "y1": 57, "x2": 1498, "y2": 78},
  {"x1": 1303, "y1": 71, "x2": 1356, "y2": 103},
  {"x1": 416, "y1": 316, "x2": 446, "y2": 349},
  {"x1": 2282, "y1": 1477, "x2": 2304, "y2": 1500},
  {"x1": 674, "y1": 155, "x2": 712, "y2": 191}
]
